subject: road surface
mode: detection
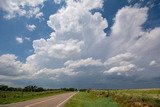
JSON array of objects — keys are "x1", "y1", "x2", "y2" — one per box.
[{"x1": 0, "y1": 92, "x2": 76, "y2": 107}]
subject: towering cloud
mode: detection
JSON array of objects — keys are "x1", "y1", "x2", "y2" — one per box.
[
  {"x1": 0, "y1": 0, "x2": 160, "y2": 88},
  {"x1": 0, "y1": 0, "x2": 45, "y2": 19}
]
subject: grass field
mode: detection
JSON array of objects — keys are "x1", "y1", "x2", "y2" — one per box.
[
  {"x1": 65, "y1": 91, "x2": 119, "y2": 107},
  {"x1": 107, "y1": 89, "x2": 160, "y2": 107},
  {"x1": 65, "y1": 89, "x2": 160, "y2": 107},
  {"x1": 0, "y1": 90, "x2": 65, "y2": 104}
]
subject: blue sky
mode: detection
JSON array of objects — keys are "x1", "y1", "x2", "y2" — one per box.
[{"x1": 0, "y1": 0, "x2": 160, "y2": 88}]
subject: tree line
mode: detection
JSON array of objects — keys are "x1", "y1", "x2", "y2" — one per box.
[
  {"x1": 0, "y1": 85, "x2": 46, "y2": 92},
  {"x1": 0, "y1": 84, "x2": 80, "y2": 92}
]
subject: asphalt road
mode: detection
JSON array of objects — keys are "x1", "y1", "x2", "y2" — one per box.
[{"x1": 0, "y1": 92, "x2": 76, "y2": 107}]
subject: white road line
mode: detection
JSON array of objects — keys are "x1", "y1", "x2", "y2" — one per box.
[
  {"x1": 24, "y1": 97, "x2": 57, "y2": 107},
  {"x1": 56, "y1": 93, "x2": 77, "y2": 107}
]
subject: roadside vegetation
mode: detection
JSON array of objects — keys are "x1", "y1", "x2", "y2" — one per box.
[
  {"x1": 107, "y1": 89, "x2": 160, "y2": 107},
  {"x1": 65, "y1": 89, "x2": 160, "y2": 107},
  {"x1": 0, "y1": 84, "x2": 76, "y2": 104},
  {"x1": 1, "y1": 84, "x2": 159, "y2": 106},
  {"x1": 65, "y1": 90, "x2": 119, "y2": 107}
]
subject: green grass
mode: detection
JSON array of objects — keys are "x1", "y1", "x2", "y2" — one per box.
[
  {"x1": 0, "y1": 90, "x2": 66, "y2": 104},
  {"x1": 105, "y1": 89, "x2": 160, "y2": 107},
  {"x1": 65, "y1": 91, "x2": 119, "y2": 107},
  {"x1": 65, "y1": 89, "x2": 160, "y2": 107}
]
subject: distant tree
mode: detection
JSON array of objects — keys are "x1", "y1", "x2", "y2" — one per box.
[
  {"x1": 36, "y1": 87, "x2": 44, "y2": 92},
  {"x1": 17, "y1": 87, "x2": 22, "y2": 91},
  {"x1": 0, "y1": 85, "x2": 8, "y2": 91},
  {"x1": 0, "y1": 84, "x2": 51, "y2": 92},
  {"x1": 79, "y1": 89, "x2": 87, "y2": 92},
  {"x1": 68, "y1": 88, "x2": 75, "y2": 91},
  {"x1": 23, "y1": 85, "x2": 45, "y2": 92},
  {"x1": 61, "y1": 88, "x2": 67, "y2": 91},
  {"x1": 8, "y1": 87, "x2": 14, "y2": 91},
  {"x1": 24, "y1": 85, "x2": 35, "y2": 92},
  {"x1": 61, "y1": 88, "x2": 77, "y2": 91}
]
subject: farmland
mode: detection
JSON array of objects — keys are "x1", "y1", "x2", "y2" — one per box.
[
  {"x1": 108, "y1": 89, "x2": 160, "y2": 107},
  {"x1": 0, "y1": 84, "x2": 159, "y2": 107},
  {"x1": 0, "y1": 90, "x2": 66, "y2": 104},
  {"x1": 0, "y1": 85, "x2": 77, "y2": 104},
  {"x1": 65, "y1": 89, "x2": 160, "y2": 107}
]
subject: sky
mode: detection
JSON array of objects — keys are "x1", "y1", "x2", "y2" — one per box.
[{"x1": 0, "y1": 0, "x2": 160, "y2": 89}]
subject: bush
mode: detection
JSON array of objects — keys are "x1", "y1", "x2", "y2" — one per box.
[{"x1": 1, "y1": 94, "x2": 6, "y2": 98}]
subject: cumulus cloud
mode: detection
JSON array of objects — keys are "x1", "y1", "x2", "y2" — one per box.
[
  {"x1": 16, "y1": 37, "x2": 23, "y2": 44},
  {"x1": 47, "y1": 0, "x2": 107, "y2": 45},
  {"x1": 106, "y1": 6, "x2": 160, "y2": 78},
  {"x1": 16, "y1": 36, "x2": 30, "y2": 44},
  {"x1": 53, "y1": 0, "x2": 64, "y2": 4},
  {"x1": 0, "y1": 54, "x2": 26, "y2": 76},
  {"x1": 35, "y1": 67, "x2": 77, "y2": 79},
  {"x1": 35, "y1": 12, "x2": 43, "y2": 19},
  {"x1": 0, "y1": 0, "x2": 45, "y2": 19},
  {"x1": 1, "y1": 1, "x2": 160, "y2": 88},
  {"x1": 110, "y1": 6, "x2": 160, "y2": 55},
  {"x1": 104, "y1": 64, "x2": 136, "y2": 75},
  {"x1": 130, "y1": 28, "x2": 160, "y2": 53},
  {"x1": 111, "y1": 6, "x2": 160, "y2": 58},
  {"x1": 104, "y1": 53, "x2": 137, "y2": 75},
  {"x1": 64, "y1": 58, "x2": 103, "y2": 68},
  {"x1": 100, "y1": 6, "x2": 160, "y2": 78},
  {"x1": 25, "y1": 0, "x2": 107, "y2": 68},
  {"x1": 34, "y1": 57, "x2": 105, "y2": 83},
  {"x1": 111, "y1": 6, "x2": 148, "y2": 50},
  {"x1": 33, "y1": 37, "x2": 84, "y2": 59},
  {"x1": 149, "y1": 60, "x2": 159, "y2": 67},
  {"x1": 26, "y1": 24, "x2": 36, "y2": 31},
  {"x1": 104, "y1": 53, "x2": 136, "y2": 66}
]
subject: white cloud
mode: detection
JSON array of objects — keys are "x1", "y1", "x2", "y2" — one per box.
[
  {"x1": 127, "y1": 0, "x2": 145, "y2": 4},
  {"x1": 104, "y1": 64, "x2": 136, "y2": 75},
  {"x1": 64, "y1": 58, "x2": 103, "y2": 68},
  {"x1": 106, "y1": 6, "x2": 160, "y2": 78},
  {"x1": 0, "y1": 0, "x2": 45, "y2": 19},
  {"x1": 130, "y1": 28, "x2": 160, "y2": 53},
  {"x1": 16, "y1": 37, "x2": 23, "y2": 44},
  {"x1": 0, "y1": 54, "x2": 26, "y2": 76},
  {"x1": 47, "y1": 0, "x2": 107, "y2": 45},
  {"x1": 35, "y1": 12, "x2": 43, "y2": 19},
  {"x1": 14, "y1": 0, "x2": 107, "y2": 83},
  {"x1": 24, "y1": 37, "x2": 31, "y2": 41},
  {"x1": 111, "y1": 6, "x2": 148, "y2": 49},
  {"x1": 104, "y1": 53, "x2": 137, "y2": 75},
  {"x1": 0, "y1": 54, "x2": 39, "y2": 81},
  {"x1": 53, "y1": 0, "x2": 64, "y2": 4},
  {"x1": 25, "y1": 0, "x2": 107, "y2": 69},
  {"x1": 108, "y1": 6, "x2": 160, "y2": 67},
  {"x1": 112, "y1": 6, "x2": 148, "y2": 36},
  {"x1": 110, "y1": 6, "x2": 160, "y2": 55},
  {"x1": 149, "y1": 60, "x2": 158, "y2": 66},
  {"x1": 16, "y1": 36, "x2": 30, "y2": 44},
  {"x1": 47, "y1": 39, "x2": 84, "y2": 58},
  {"x1": 34, "y1": 57, "x2": 104, "y2": 81},
  {"x1": 104, "y1": 53, "x2": 136, "y2": 66},
  {"x1": 33, "y1": 37, "x2": 84, "y2": 59},
  {"x1": 1, "y1": 1, "x2": 160, "y2": 88},
  {"x1": 26, "y1": 24, "x2": 36, "y2": 31},
  {"x1": 35, "y1": 67, "x2": 77, "y2": 78}
]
